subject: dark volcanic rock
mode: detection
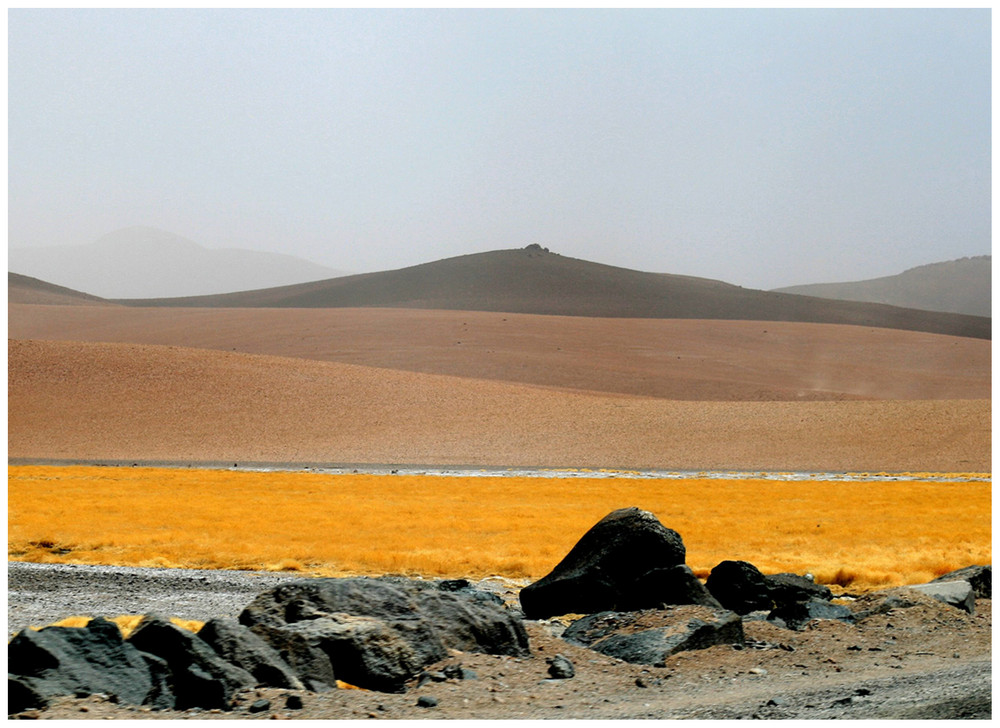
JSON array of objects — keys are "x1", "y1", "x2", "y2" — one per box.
[
  {"x1": 127, "y1": 616, "x2": 255, "y2": 710},
  {"x1": 563, "y1": 606, "x2": 744, "y2": 665},
  {"x1": 764, "y1": 573, "x2": 833, "y2": 605},
  {"x1": 429, "y1": 577, "x2": 504, "y2": 606},
  {"x1": 7, "y1": 617, "x2": 173, "y2": 713},
  {"x1": 619, "y1": 564, "x2": 722, "y2": 611},
  {"x1": 8, "y1": 674, "x2": 49, "y2": 715},
  {"x1": 931, "y1": 565, "x2": 991, "y2": 599},
  {"x1": 198, "y1": 617, "x2": 305, "y2": 690},
  {"x1": 239, "y1": 577, "x2": 528, "y2": 693},
  {"x1": 519, "y1": 507, "x2": 686, "y2": 619},
  {"x1": 706, "y1": 560, "x2": 773, "y2": 615},
  {"x1": 768, "y1": 599, "x2": 856, "y2": 630}
]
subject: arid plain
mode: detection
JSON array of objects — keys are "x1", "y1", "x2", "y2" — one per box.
[{"x1": 7, "y1": 302, "x2": 990, "y2": 472}]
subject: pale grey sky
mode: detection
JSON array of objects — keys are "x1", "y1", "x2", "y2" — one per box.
[{"x1": 8, "y1": 8, "x2": 991, "y2": 290}]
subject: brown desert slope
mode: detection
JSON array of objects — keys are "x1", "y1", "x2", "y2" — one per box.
[
  {"x1": 773, "y1": 255, "x2": 991, "y2": 317},
  {"x1": 8, "y1": 304, "x2": 991, "y2": 401},
  {"x1": 8, "y1": 272, "x2": 113, "y2": 306},
  {"x1": 8, "y1": 339, "x2": 990, "y2": 472},
  {"x1": 111, "y1": 247, "x2": 990, "y2": 340}
]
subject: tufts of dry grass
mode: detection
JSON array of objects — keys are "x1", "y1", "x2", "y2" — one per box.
[
  {"x1": 30, "y1": 615, "x2": 204, "y2": 638},
  {"x1": 7, "y1": 466, "x2": 991, "y2": 591}
]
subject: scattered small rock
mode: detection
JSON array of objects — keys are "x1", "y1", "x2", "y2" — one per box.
[
  {"x1": 248, "y1": 699, "x2": 271, "y2": 713},
  {"x1": 442, "y1": 664, "x2": 477, "y2": 680},
  {"x1": 416, "y1": 670, "x2": 447, "y2": 687},
  {"x1": 546, "y1": 654, "x2": 575, "y2": 679},
  {"x1": 416, "y1": 695, "x2": 438, "y2": 708},
  {"x1": 283, "y1": 695, "x2": 303, "y2": 710}
]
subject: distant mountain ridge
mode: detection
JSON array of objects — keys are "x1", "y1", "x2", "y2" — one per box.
[
  {"x1": 772, "y1": 256, "x2": 991, "y2": 317},
  {"x1": 118, "y1": 245, "x2": 990, "y2": 340},
  {"x1": 8, "y1": 226, "x2": 347, "y2": 298}
]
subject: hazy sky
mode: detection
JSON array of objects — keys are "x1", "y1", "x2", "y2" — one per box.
[{"x1": 8, "y1": 9, "x2": 991, "y2": 290}]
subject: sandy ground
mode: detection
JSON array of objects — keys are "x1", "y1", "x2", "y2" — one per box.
[
  {"x1": 7, "y1": 563, "x2": 992, "y2": 720},
  {"x1": 9, "y1": 304, "x2": 991, "y2": 400},
  {"x1": 7, "y1": 338, "x2": 990, "y2": 472}
]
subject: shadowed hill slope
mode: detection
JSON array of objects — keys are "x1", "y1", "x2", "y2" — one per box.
[
  {"x1": 115, "y1": 247, "x2": 990, "y2": 339},
  {"x1": 773, "y1": 256, "x2": 991, "y2": 317},
  {"x1": 8, "y1": 273, "x2": 114, "y2": 306}
]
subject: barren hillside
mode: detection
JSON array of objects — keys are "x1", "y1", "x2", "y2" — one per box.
[
  {"x1": 774, "y1": 256, "x2": 991, "y2": 317},
  {"x1": 8, "y1": 339, "x2": 990, "y2": 472},
  {"x1": 111, "y1": 247, "x2": 990, "y2": 340},
  {"x1": 8, "y1": 273, "x2": 113, "y2": 306}
]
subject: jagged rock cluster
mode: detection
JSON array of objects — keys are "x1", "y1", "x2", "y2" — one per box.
[
  {"x1": 7, "y1": 507, "x2": 990, "y2": 715},
  {"x1": 8, "y1": 578, "x2": 527, "y2": 714}
]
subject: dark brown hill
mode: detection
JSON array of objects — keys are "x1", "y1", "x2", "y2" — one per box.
[
  {"x1": 117, "y1": 247, "x2": 989, "y2": 339},
  {"x1": 8, "y1": 272, "x2": 113, "y2": 306},
  {"x1": 773, "y1": 256, "x2": 991, "y2": 317}
]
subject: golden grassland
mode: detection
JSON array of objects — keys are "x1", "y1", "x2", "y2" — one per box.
[{"x1": 8, "y1": 466, "x2": 991, "y2": 591}]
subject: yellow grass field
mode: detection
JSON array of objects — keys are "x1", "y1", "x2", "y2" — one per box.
[{"x1": 7, "y1": 466, "x2": 991, "y2": 591}]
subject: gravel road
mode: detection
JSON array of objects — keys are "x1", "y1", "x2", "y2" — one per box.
[{"x1": 7, "y1": 561, "x2": 296, "y2": 638}]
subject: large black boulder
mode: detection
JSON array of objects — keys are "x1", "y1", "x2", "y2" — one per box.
[
  {"x1": 7, "y1": 617, "x2": 173, "y2": 713},
  {"x1": 128, "y1": 616, "x2": 256, "y2": 710},
  {"x1": 239, "y1": 577, "x2": 529, "y2": 693},
  {"x1": 705, "y1": 560, "x2": 773, "y2": 615},
  {"x1": 519, "y1": 507, "x2": 686, "y2": 619},
  {"x1": 562, "y1": 606, "x2": 744, "y2": 664}
]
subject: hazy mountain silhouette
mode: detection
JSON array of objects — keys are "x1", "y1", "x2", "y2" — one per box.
[
  {"x1": 772, "y1": 256, "x2": 991, "y2": 317},
  {"x1": 8, "y1": 272, "x2": 113, "y2": 306},
  {"x1": 8, "y1": 226, "x2": 347, "y2": 298},
  {"x1": 118, "y1": 245, "x2": 989, "y2": 339}
]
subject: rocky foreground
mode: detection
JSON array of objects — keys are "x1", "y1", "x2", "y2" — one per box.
[{"x1": 7, "y1": 509, "x2": 992, "y2": 720}]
